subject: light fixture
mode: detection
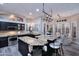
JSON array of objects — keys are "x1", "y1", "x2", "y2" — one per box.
[
  {"x1": 9, "y1": 14, "x2": 16, "y2": 20},
  {"x1": 36, "y1": 9, "x2": 39, "y2": 12},
  {"x1": 29, "y1": 12, "x2": 32, "y2": 15}
]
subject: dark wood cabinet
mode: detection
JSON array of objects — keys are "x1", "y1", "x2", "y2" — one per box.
[
  {"x1": 0, "y1": 21, "x2": 18, "y2": 31},
  {"x1": 0, "y1": 21, "x2": 25, "y2": 31},
  {"x1": 0, "y1": 22, "x2": 7, "y2": 31},
  {"x1": 7, "y1": 22, "x2": 18, "y2": 30},
  {"x1": 0, "y1": 22, "x2": 1, "y2": 30},
  {"x1": 18, "y1": 39, "x2": 29, "y2": 56},
  {"x1": 0, "y1": 37, "x2": 8, "y2": 48}
]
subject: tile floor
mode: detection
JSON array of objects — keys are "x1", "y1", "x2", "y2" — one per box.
[{"x1": 0, "y1": 44, "x2": 22, "y2": 56}]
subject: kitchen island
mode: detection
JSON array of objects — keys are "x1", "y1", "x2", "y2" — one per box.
[
  {"x1": 0, "y1": 31, "x2": 55, "y2": 56},
  {"x1": 0, "y1": 31, "x2": 41, "y2": 48}
]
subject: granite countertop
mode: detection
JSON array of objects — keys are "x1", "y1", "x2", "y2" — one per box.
[
  {"x1": 19, "y1": 36, "x2": 48, "y2": 45},
  {"x1": 19, "y1": 35, "x2": 56, "y2": 45},
  {"x1": 36, "y1": 35, "x2": 55, "y2": 41},
  {"x1": 0, "y1": 31, "x2": 18, "y2": 37},
  {"x1": 0, "y1": 31, "x2": 41, "y2": 37}
]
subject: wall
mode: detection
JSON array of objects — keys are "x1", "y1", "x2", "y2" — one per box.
[
  {"x1": 25, "y1": 18, "x2": 44, "y2": 34},
  {"x1": 76, "y1": 19, "x2": 79, "y2": 44},
  {"x1": 51, "y1": 14, "x2": 79, "y2": 45}
]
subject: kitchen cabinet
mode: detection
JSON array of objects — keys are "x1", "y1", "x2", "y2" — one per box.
[
  {"x1": 18, "y1": 39, "x2": 29, "y2": 56},
  {"x1": 0, "y1": 21, "x2": 25, "y2": 31},
  {"x1": 0, "y1": 37, "x2": 8, "y2": 48},
  {"x1": 0, "y1": 22, "x2": 7, "y2": 31},
  {"x1": 0, "y1": 22, "x2": 1, "y2": 30},
  {"x1": 7, "y1": 22, "x2": 18, "y2": 30}
]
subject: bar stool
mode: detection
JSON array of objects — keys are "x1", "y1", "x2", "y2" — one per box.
[
  {"x1": 49, "y1": 43, "x2": 60, "y2": 56},
  {"x1": 49, "y1": 38, "x2": 64, "y2": 56},
  {"x1": 56, "y1": 37, "x2": 64, "y2": 56},
  {"x1": 59, "y1": 43, "x2": 64, "y2": 56},
  {"x1": 42, "y1": 38, "x2": 57, "y2": 56}
]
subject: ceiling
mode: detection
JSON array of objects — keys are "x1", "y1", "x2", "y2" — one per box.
[{"x1": 0, "y1": 3, "x2": 79, "y2": 19}]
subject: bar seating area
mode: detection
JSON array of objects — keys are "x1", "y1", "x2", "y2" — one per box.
[{"x1": 0, "y1": 3, "x2": 79, "y2": 56}]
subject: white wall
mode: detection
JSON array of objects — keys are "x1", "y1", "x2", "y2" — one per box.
[
  {"x1": 25, "y1": 18, "x2": 44, "y2": 34},
  {"x1": 76, "y1": 20, "x2": 79, "y2": 44}
]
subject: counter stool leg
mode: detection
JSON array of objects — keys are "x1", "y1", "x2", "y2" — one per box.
[
  {"x1": 58, "y1": 48, "x2": 62, "y2": 56},
  {"x1": 61, "y1": 46, "x2": 64, "y2": 56},
  {"x1": 57, "y1": 49, "x2": 59, "y2": 56},
  {"x1": 54, "y1": 49, "x2": 56, "y2": 56},
  {"x1": 60, "y1": 44, "x2": 64, "y2": 56},
  {"x1": 55, "y1": 49, "x2": 58, "y2": 56}
]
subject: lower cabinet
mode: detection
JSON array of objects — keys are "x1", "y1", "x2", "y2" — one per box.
[
  {"x1": 0, "y1": 37, "x2": 8, "y2": 48},
  {"x1": 18, "y1": 39, "x2": 29, "y2": 56}
]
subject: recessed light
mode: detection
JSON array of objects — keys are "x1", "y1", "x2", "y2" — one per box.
[{"x1": 36, "y1": 9, "x2": 39, "y2": 12}]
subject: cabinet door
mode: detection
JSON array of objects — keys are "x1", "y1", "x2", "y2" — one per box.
[
  {"x1": 18, "y1": 40, "x2": 29, "y2": 56},
  {"x1": 7, "y1": 22, "x2": 18, "y2": 30},
  {"x1": 0, "y1": 22, "x2": 7, "y2": 31},
  {"x1": 0, "y1": 22, "x2": 1, "y2": 31},
  {"x1": 0, "y1": 37, "x2": 8, "y2": 48},
  {"x1": 0, "y1": 21, "x2": 25, "y2": 31}
]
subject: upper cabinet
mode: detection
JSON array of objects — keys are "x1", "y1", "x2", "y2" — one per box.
[
  {"x1": 18, "y1": 23, "x2": 25, "y2": 31},
  {"x1": 0, "y1": 21, "x2": 25, "y2": 31},
  {"x1": 7, "y1": 22, "x2": 18, "y2": 30},
  {"x1": 0, "y1": 22, "x2": 8, "y2": 31}
]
